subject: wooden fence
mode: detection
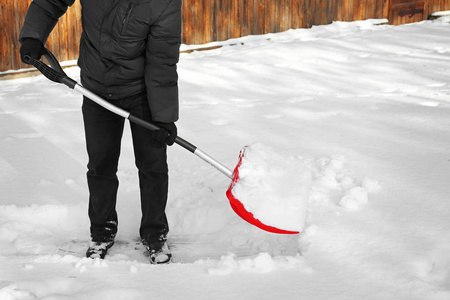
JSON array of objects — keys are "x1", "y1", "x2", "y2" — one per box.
[{"x1": 1, "y1": 0, "x2": 449, "y2": 72}]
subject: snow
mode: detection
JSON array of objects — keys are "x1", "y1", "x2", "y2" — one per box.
[
  {"x1": 1, "y1": 17, "x2": 450, "y2": 299},
  {"x1": 229, "y1": 143, "x2": 311, "y2": 232}
]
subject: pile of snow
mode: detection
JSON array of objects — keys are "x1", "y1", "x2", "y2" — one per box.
[
  {"x1": 229, "y1": 143, "x2": 312, "y2": 232},
  {"x1": 309, "y1": 155, "x2": 381, "y2": 210}
]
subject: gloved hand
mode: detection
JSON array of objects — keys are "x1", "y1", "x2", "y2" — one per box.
[
  {"x1": 19, "y1": 38, "x2": 44, "y2": 64},
  {"x1": 153, "y1": 122, "x2": 177, "y2": 146}
]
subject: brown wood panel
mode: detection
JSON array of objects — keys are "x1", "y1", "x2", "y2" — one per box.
[
  {"x1": 279, "y1": 0, "x2": 290, "y2": 32},
  {"x1": 291, "y1": 0, "x2": 305, "y2": 28},
  {"x1": 334, "y1": 0, "x2": 344, "y2": 21},
  {"x1": 193, "y1": 0, "x2": 201, "y2": 44},
  {"x1": 66, "y1": 1, "x2": 81, "y2": 61},
  {"x1": 264, "y1": 0, "x2": 273, "y2": 33},
  {"x1": 249, "y1": 0, "x2": 264, "y2": 34},
  {"x1": 326, "y1": 0, "x2": 334, "y2": 24},
  {"x1": 305, "y1": 0, "x2": 314, "y2": 27},
  {"x1": 203, "y1": 0, "x2": 213, "y2": 43},
  {"x1": 428, "y1": 0, "x2": 450, "y2": 13},
  {"x1": 256, "y1": 0, "x2": 266, "y2": 33},
  {"x1": 182, "y1": 0, "x2": 195, "y2": 44},
  {"x1": 0, "y1": 0, "x2": 10, "y2": 71},
  {"x1": 213, "y1": 0, "x2": 231, "y2": 41}
]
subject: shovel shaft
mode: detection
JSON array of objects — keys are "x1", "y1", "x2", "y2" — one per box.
[{"x1": 194, "y1": 149, "x2": 233, "y2": 179}]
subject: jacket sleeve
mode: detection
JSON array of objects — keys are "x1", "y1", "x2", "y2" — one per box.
[
  {"x1": 145, "y1": 0, "x2": 182, "y2": 123},
  {"x1": 19, "y1": 0, "x2": 75, "y2": 44}
]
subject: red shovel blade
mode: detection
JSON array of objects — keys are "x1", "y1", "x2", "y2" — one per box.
[{"x1": 226, "y1": 148, "x2": 299, "y2": 234}]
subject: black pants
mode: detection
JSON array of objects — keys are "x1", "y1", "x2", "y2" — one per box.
[{"x1": 82, "y1": 93, "x2": 169, "y2": 243}]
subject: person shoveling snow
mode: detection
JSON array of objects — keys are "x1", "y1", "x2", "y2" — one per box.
[{"x1": 19, "y1": 0, "x2": 182, "y2": 264}]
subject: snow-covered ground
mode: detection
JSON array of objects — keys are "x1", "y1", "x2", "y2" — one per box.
[{"x1": 1, "y1": 17, "x2": 450, "y2": 300}]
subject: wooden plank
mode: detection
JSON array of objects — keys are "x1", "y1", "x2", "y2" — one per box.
[
  {"x1": 67, "y1": 3, "x2": 75, "y2": 60},
  {"x1": 363, "y1": 0, "x2": 371, "y2": 20},
  {"x1": 428, "y1": 0, "x2": 448, "y2": 12},
  {"x1": 66, "y1": 2, "x2": 80, "y2": 61},
  {"x1": 355, "y1": 0, "x2": 362, "y2": 20},
  {"x1": 305, "y1": 0, "x2": 312, "y2": 27},
  {"x1": 13, "y1": 0, "x2": 23, "y2": 70},
  {"x1": 182, "y1": 0, "x2": 195, "y2": 44},
  {"x1": 214, "y1": 0, "x2": 230, "y2": 42},
  {"x1": 280, "y1": 0, "x2": 292, "y2": 31},
  {"x1": 45, "y1": 0, "x2": 59, "y2": 59},
  {"x1": 246, "y1": 0, "x2": 254, "y2": 36},
  {"x1": 193, "y1": 0, "x2": 210, "y2": 44},
  {"x1": 203, "y1": 0, "x2": 213, "y2": 43},
  {"x1": 59, "y1": 12, "x2": 68, "y2": 62},
  {"x1": 230, "y1": 0, "x2": 240, "y2": 38},
  {"x1": 326, "y1": 0, "x2": 333, "y2": 24},
  {"x1": 264, "y1": 0, "x2": 272, "y2": 33},
  {"x1": 374, "y1": 0, "x2": 383, "y2": 19},
  {"x1": 193, "y1": 0, "x2": 201, "y2": 44},
  {"x1": 365, "y1": 0, "x2": 372, "y2": 19},
  {"x1": 316, "y1": 0, "x2": 324, "y2": 25},
  {"x1": 320, "y1": 0, "x2": 327, "y2": 25},
  {"x1": 240, "y1": 0, "x2": 249, "y2": 37},
  {"x1": 10, "y1": 0, "x2": 17, "y2": 70},
  {"x1": 0, "y1": 0, "x2": 8, "y2": 70},
  {"x1": 6, "y1": 0, "x2": 15, "y2": 70},
  {"x1": 325, "y1": 0, "x2": 333, "y2": 24},
  {"x1": 335, "y1": 0, "x2": 343, "y2": 21},
  {"x1": 256, "y1": 0, "x2": 265, "y2": 34},
  {"x1": 273, "y1": 0, "x2": 280, "y2": 32},
  {"x1": 211, "y1": 0, "x2": 218, "y2": 41},
  {"x1": 382, "y1": 0, "x2": 390, "y2": 18},
  {"x1": 337, "y1": 0, "x2": 344, "y2": 21},
  {"x1": 6, "y1": 0, "x2": 13, "y2": 70},
  {"x1": 344, "y1": 0, "x2": 351, "y2": 21},
  {"x1": 278, "y1": 0, "x2": 285, "y2": 32},
  {"x1": 249, "y1": 0, "x2": 261, "y2": 36},
  {"x1": 291, "y1": 0, "x2": 305, "y2": 28}
]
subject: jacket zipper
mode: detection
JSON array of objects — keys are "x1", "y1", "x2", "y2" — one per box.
[{"x1": 121, "y1": 3, "x2": 134, "y2": 35}]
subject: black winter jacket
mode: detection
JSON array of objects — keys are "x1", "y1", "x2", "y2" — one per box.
[{"x1": 19, "y1": 0, "x2": 181, "y2": 123}]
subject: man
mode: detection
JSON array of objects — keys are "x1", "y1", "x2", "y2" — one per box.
[{"x1": 19, "y1": 0, "x2": 182, "y2": 264}]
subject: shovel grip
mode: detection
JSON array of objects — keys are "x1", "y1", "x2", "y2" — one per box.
[{"x1": 23, "y1": 49, "x2": 77, "y2": 89}]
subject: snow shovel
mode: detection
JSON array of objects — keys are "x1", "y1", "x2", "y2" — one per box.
[{"x1": 24, "y1": 48, "x2": 298, "y2": 235}]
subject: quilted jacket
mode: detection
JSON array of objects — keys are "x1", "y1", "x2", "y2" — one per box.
[{"x1": 19, "y1": 0, "x2": 182, "y2": 123}]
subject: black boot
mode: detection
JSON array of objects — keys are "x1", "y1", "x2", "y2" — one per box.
[
  {"x1": 86, "y1": 240, "x2": 115, "y2": 259},
  {"x1": 142, "y1": 235, "x2": 172, "y2": 264}
]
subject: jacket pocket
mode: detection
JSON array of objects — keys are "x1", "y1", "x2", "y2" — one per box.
[{"x1": 121, "y1": 3, "x2": 135, "y2": 35}]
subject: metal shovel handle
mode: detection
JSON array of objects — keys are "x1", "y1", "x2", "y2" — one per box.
[{"x1": 24, "y1": 49, "x2": 233, "y2": 179}]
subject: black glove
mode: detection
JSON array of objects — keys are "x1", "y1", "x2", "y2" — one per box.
[
  {"x1": 20, "y1": 38, "x2": 44, "y2": 64},
  {"x1": 152, "y1": 122, "x2": 177, "y2": 146}
]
